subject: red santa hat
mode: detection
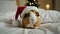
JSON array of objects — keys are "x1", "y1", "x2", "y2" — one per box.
[
  {"x1": 15, "y1": 6, "x2": 39, "y2": 20},
  {"x1": 15, "y1": 6, "x2": 26, "y2": 20}
]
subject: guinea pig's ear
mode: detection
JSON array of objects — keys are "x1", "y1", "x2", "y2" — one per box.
[{"x1": 35, "y1": 12, "x2": 40, "y2": 17}]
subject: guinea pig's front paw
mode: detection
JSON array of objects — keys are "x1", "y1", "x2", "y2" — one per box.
[
  {"x1": 34, "y1": 27, "x2": 38, "y2": 29},
  {"x1": 12, "y1": 20, "x2": 20, "y2": 27},
  {"x1": 33, "y1": 25, "x2": 39, "y2": 29}
]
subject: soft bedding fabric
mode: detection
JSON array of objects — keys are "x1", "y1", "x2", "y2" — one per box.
[
  {"x1": 38, "y1": 9, "x2": 60, "y2": 23},
  {"x1": 0, "y1": 21, "x2": 60, "y2": 34},
  {"x1": 0, "y1": 8, "x2": 60, "y2": 34}
]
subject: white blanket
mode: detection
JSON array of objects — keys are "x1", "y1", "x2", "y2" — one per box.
[
  {"x1": 0, "y1": 9, "x2": 60, "y2": 34},
  {"x1": 0, "y1": 21, "x2": 60, "y2": 34}
]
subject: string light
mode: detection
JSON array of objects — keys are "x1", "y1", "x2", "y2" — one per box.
[
  {"x1": 32, "y1": 3, "x2": 33, "y2": 4},
  {"x1": 46, "y1": 4, "x2": 50, "y2": 10},
  {"x1": 34, "y1": 0, "x2": 36, "y2": 1},
  {"x1": 30, "y1": 2, "x2": 31, "y2": 5},
  {"x1": 25, "y1": 0, "x2": 39, "y2": 7}
]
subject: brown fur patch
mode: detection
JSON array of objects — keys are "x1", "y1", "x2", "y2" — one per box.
[
  {"x1": 22, "y1": 17, "x2": 30, "y2": 28},
  {"x1": 33, "y1": 17, "x2": 41, "y2": 29}
]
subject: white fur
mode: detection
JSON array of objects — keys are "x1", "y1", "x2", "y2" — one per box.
[{"x1": 29, "y1": 12, "x2": 37, "y2": 24}]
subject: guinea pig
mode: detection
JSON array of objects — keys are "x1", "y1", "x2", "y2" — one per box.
[{"x1": 22, "y1": 10, "x2": 41, "y2": 29}]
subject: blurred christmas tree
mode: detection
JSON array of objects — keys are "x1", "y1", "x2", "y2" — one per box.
[{"x1": 25, "y1": 0, "x2": 39, "y2": 8}]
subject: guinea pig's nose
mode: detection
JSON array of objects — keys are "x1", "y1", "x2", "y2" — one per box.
[
  {"x1": 31, "y1": 19, "x2": 35, "y2": 22},
  {"x1": 32, "y1": 19, "x2": 34, "y2": 21}
]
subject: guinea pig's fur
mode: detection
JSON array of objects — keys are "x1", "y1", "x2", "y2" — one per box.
[{"x1": 22, "y1": 10, "x2": 41, "y2": 29}]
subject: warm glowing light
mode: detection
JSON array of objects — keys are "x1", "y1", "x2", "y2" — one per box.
[
  {"x1": 34, "y1": 0, "x2": 36, "y2": 1},
  {"x1": 30, "y1": 2, "x2": 31, "y2": 5},
  {"x1": 46, "y1": 4, "x2": 50, "y2": 10},
  {"x1": 32, "y1": 3, "x2": 33, "y2": 4}
]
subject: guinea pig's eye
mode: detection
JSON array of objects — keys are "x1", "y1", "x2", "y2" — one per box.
[
  {"x1": 35, "y1": 12, "x2": 40, "y2": 16},
  {"x1": 30, "y1": 10, "x2": 34, "y2": 12},
  {"x1": 24, "y1": 13, "x2": 30, "y2": 18},
  {"x1": 27, "y1": 13, "x2": 30, "y2": 17}
]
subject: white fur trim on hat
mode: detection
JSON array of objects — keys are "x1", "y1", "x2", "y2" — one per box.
[{"x1": 21, "y1": 6, "x2": 39, "y2": 18}]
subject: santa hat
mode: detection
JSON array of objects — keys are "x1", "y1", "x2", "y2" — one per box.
[
  {"x1": 15, "y1": 6, "x2": 26, "y2": 20},
  {"x1": 15, "y1": 6, "x2": 39, "y2": 20}
]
